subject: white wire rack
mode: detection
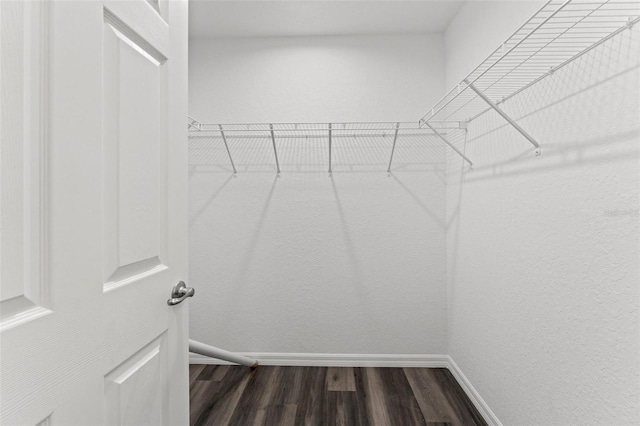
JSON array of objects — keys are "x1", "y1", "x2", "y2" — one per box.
[
  {"x1": 187, "y1": 118, "x2": 468, "y2": 173},
  {"x1": 420, "y1": 0, "x2": 640, "y2": 153}
]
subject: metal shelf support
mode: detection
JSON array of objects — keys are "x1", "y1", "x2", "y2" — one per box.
[
  {"x1": 465, "y1": 80, "x2": 541, "y2": 153},
  {"x1": 328, "y1": 123, "x2": 332, "y2": 174},
  {"x1": 422, "y1": 122, "x2": 473, "y2": 168},
  {"x1": 188, "y1": 115, "x2": 202, "y2": 131},
  {"x1": 218, "y1": 125, "x2": 237, "y2": 174},
  {"x1": 269, "y1": 124, "x2": 281, "y2": 174},
  {"x1": 386, "y1": 122, "x2": 400, "y2": 174}
]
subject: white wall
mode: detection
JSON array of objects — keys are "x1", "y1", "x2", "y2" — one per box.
[
  {"x1": 444, "y1": 2, "x2": 640, "y2": 424},
  {"x1": 188, "y1": 34, "x2": 448, "y2": 355},
  {"x1": 189, "y1": 34, "x2": 442, "y2": 123},
  {"x1": 444, "y1": 1, "x2": 543, "y2": 87}
]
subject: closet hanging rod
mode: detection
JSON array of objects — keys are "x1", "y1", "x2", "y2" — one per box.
[{"x1": 420, "y1": 0, "x2": 640, "y2": 152}]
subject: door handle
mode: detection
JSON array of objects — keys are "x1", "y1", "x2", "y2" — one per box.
[{"x1": 167, "y1": 281, "x2": 195, "y2": 306}]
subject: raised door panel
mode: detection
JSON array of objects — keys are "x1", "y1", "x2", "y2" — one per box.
[
  {"x1": 104, "y1": 333, "x2": 169, "y2": 425},
  {"x1": 0, "y1": 0, "x2": 50, "y2": 331},
  {"x1": 102, "y1": 4, "x2": 170, "y2": 292}
]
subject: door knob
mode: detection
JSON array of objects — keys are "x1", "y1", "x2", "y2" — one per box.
[{"x1": 167, "y1": 281, "x2": 195, "y2": 306}]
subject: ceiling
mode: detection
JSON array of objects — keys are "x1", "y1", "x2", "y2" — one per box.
[{"x1": 189, "y1": 1, "x2": 466, "y2": 39}]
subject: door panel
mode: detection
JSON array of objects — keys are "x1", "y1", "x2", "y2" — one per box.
[
  {"x1": 104, "y1": 333, "x2": 169, "y2": 425},
  {"x1": 0, "y1": 1, "x2": 189, "y2": 424},
  {"x1": 0, "y1": 0, "x2": 51, "y2": 331},
  {"x1": 102, "y1": 4, "x2": 169, "y2": 291}
]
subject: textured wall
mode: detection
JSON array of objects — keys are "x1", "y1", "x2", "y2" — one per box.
[
  {"x1": 188, "y1": 34, "x2": 448, "y2": 355},
  {"x1": 444, "y1": 2, "x2": 640, "y2": 424},
  {"x1": 189, "y1": 34, "x2": 443, "y2": 123}
]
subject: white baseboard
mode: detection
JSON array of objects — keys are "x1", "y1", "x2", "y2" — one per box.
[
  {"x1": 447, "y1": 356, "x2": 502, "y2": 426},
  {"x1": 189, "y1": 352, "x2": 450, "y2": 368}
]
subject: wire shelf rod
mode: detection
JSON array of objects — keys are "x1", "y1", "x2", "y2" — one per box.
[
  {"x1": 423, "y1": 122, "x2": 473, "y2": 167},
  {"x1": 269, "y1": 124, "x2": 281, "y2": 174},
  {"x1": 328, "y1": 123, "x2": 332, "y2": 174},
  {"x1": 218, "y1": 124, "x2": 237, "y2": 174},
  {"x1": 465, "y1": 80, "x2": 540, "y2": 150},
  {"x1": 386, "y1": 122, "x2": 401, "y2": 173}
]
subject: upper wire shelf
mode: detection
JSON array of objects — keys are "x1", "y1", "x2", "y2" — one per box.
[
  {"x1": 189, "y1": 120, "x2": 459, "y2": 133},
  {"x1": 420, "y1": 0, "x2": 640, "y2": 149},
  {"x1": 187, "y1": 118, "x2": 469, "y2": 174},
  {"x1": 188, "y1": 0, "x2": 639, "y2": 171}
]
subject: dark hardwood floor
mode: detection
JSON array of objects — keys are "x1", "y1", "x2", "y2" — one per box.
[{"x1": 189, "y1": 365, "x2": 487, "y2": 426}]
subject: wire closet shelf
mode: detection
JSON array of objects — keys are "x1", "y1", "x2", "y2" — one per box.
[
  {"x1": 187, "y1": 119, "x2": 466, "y2": 174},
  {"x1": 419, "y1": 0, "x2": 640, "y2": 157},
  {"x1": 189, "y1": 0, "x2": 639, "y2": 172}
]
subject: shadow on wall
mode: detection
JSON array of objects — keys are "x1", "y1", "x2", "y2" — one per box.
[
  {"x1": 329, "y1": 176, "x2": 375, "y2": 329},
  {"x1": 391, "y1": 173, "x2": 446, "y2": 229},
  {"x1": 188, "y1": 173, "x2": 235, "y2": 226},
  {"x1": 216, "y1": 176, "x2": 279, "y2": 328},
  {"x1": 187, "y1": 129, "x2": 448, "y2": 228},
  {"x1": 186, "y1": 129, "x2": 447, "y2": 353},
  {"x1": 446, "y1": 24, "x2": 640, "y2": 285}
]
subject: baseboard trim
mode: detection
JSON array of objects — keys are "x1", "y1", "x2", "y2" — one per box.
[
  {"x1": 447, "y1": 356, "x2": 502, "y2": 426},
  {"x1": 189, "y1": 352, "x2": 450, "y2": 368}
]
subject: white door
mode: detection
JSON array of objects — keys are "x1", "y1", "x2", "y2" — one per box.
[{"x1": 0, "y1": 0, "x2": 189, "y2": 424}]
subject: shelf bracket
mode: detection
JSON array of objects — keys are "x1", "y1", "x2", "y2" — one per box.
[
  {"x1": 187, "y1": 115, "x2": 201, "y2": 131},
  {"x1": 465, "y1": 80, "x2": 541, "y2": 154},
  {"x1": 218, "y1": 125, "x2": 237, "y2": 174},
  {"x1": 422, "y1": 121, "x2": 473, "y2": 168},
  {"x1": 269, "y1": 124, "x2": 281, "y2": 174},
  {"x1": 328, "y1": 123, "x2": 332, "y2": 174},
  {"x1": 386, "y1": 122, "x2": 400, "y2": 174}
]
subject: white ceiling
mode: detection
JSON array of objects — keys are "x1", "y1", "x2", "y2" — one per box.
[{"x1": 189, "y1": 1, "x2": 466, "y2": 39}]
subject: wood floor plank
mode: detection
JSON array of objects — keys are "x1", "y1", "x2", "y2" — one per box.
[
  {"x1": 285, "y1": 366, "x2": 305, "y2": 404},
  {"x1": 227, "y1": 366, "x2": 284, "y2": 425},
  {"x1": 189, "y1": 364, "x2": 205, "y2": 385},
  {"x1": 190, "y1": 379, "x2": 223, "y2": 424},
  {"x1": 376, "y1": 367, "x2": 426, "y2": 426},
  {"x1": 192, "y1": 366, "x2": 253, "y2": 426},
  {"x1": 430, "y1": 369, "x2": 487, "y2": 426},
  {"x1": 293, "y1": 367, "x2": 327, "y2": 426},
  {"x1": 210, "y1": 365, "x2": 229, "y2": 382},
  {"x1": 326, "y1": 367, "x2": 357, "y2": 391},
  {"x1": 270, "y1": 366, "x2": 304, "y2": 405},
  {"x1": 352, "y1": 368, "x2": 371, "y2": 426},
  {"x1": 324, "y1": 391, "x2": 367, "y2": 426},
  {"x1": 260, "y1": 403, "x2": 298, "y2": 426},
  {"x1": 361, "y1": 367, "x2": 394, "y2": 425},
  {"x1": 404, "y1": 367, "x2": 455, "y2": 423},
  {"x1": 196, "y1": 365, "x2": 229, "y2": 381},
  {"x1": 189, "y1": 366, "x2": 487, "y2": 426}
]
